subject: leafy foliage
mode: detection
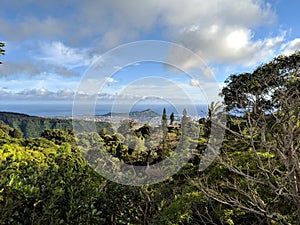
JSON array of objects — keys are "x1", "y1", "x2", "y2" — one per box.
[{"x1": 0, "y1": 139, "x2": 105, "y2": 224}]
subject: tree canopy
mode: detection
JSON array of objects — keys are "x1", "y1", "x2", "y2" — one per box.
[
  {"x1": 222, "y1": 51, "x2": 300, "y2": 115},
  {"x1": 201, "y1": 51, "x2": 300, "y2": 223}
]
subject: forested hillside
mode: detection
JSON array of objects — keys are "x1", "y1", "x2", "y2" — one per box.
[{"x1": 0, "y1": 112, "x2": 113, "y2": 138}]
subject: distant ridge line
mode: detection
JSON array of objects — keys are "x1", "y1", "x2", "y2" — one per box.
[{"x1": 97, "y1": 109, "x2": 161, "y2": 117}]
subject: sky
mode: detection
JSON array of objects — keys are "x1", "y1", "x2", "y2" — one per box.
[{"x1": 0, "y1": 0, "x2": 300, "y2": 114}]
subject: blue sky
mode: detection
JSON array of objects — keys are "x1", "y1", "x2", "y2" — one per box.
[{"x1": 0, "y1": 0, "x2": 300, "y2": 109}]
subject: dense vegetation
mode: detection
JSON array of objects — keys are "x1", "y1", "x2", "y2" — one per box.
[
  {"x1": 0, "y1": 112, "x2": 114, "y2": 138},
  {"x1": 0, "y1": 52, "x2": 299, "y2": 224}
]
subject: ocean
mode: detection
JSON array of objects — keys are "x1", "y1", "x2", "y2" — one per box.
[{"x1": 0, "y1": 101, "x2": 208, "y2": 118}]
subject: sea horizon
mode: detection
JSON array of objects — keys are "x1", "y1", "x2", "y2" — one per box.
[{"x1": 0, "y1": 102, "x2": 208, "y2": 118}]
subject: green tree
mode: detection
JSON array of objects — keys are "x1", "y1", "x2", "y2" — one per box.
[
  {"x1": 41, "y1": 129, "x2": 77, "y2": 147},
  {"x1": 161, "y1": 108, "x2": 168, "y2": 137},
  {"x1": 182, "y1": 108, "x2": 187, "y2": 117},
  {"x1": 9, "y1": 128, "x2": 23, "y2": 138},
  {"x1": 0, "y1": 139, "x2": 105, "y2": 224},
  {"x1": 135, "y1": 123, "x2": 151, "y2": 139},
  {"x1": 117, "y1": 119, "x2": 136, "y2": 136},
  {"x1": 181, "y1": 108, "x2": 188, "y2": 125},
  {"x1": 222, "y1": 51, "x2": 300, "y2": 115},
  {"x1": 208, "y1": 101, "x2": 222, "y2": 119},
  {"x1": 98, "y1": 182, "x2": 145, "y2": 224},
  {"x1": 197, "y1": 52, "x2": 300, "y2": 224},
  {"x1": 0, "y1": 42, "x2": 4, "y2": 64},
  {"x1": 170, "y1": 112, "x2": 175, "y2": 125},
  {"x1": 162, "y1": 108, "x2": 167, "y2": 124}
]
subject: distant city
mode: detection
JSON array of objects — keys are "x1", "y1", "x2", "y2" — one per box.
[{"x1": 70, "y1": 109, "x2": 204, "y2": 127}]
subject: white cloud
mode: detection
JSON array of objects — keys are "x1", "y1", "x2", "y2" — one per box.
[
  {"x1": 105, "y1": 77, "x2": 116, "y2": 83},
  {"x1": 94, "y1": 0, "x2": 281, "y2": 67},
  {"x1": 190, "y1": 79, "x2": 201, "y2": 87},
  {"x1": 0, "y1": 0, "x2": 295, "y2": 80},
  {"x1": 281, "y1": 38, "x2": 300, "y2": 55},
  {"x1": 77, "y1": 0, "x2": 277, "y2": 70},
  {"x1": 37, "y1": 41, "x2": 94, "y2": 69},
  {"x1": 226, "y1": 29, "x2": 250, "y2": 51},
  {"x1": 0, "y1": 60, "x2": 80, "y2": 78},
  {"x1": 0, "y1": 80, "x2": 223, "y2": 103},
  {"x1": 57, "y1": 88, "x2": 75, "y2": 98},
  {"x1": 1, "y1": 1, "x2": 277, "y2": 47},
  {"x1": 0, "y1": 17, "x2": 65, "y2": 42},
  {"x1": 169, "y1": 27, "x2": 286, "y2": 69},
  {"x1": 0, "y1": 88, "x2": 75, "y2": 101},
  {"x1": 0, "y1": 61, "x2": 41, "y2": 77}
]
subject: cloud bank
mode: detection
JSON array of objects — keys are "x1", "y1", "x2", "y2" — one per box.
[{"x1": 0, "y1": 0, "x2": 299, "y2": 103}]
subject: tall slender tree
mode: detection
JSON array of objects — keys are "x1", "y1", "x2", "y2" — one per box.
[
  {"x1": 181, "y1": 108, "x2": 188, "y2": 124},
  {"x1": 162, "y1": 108, "x2": 167, "y2": 123},
  {"x1": 170, "y1": 112, "x2": 175, "y2": 125},
  {"x1": 161, "y1": 108, "x2": 167, "y2": 137},
  {"x1": 182, "y1": 108, "x2": 187, "y2": 117}
]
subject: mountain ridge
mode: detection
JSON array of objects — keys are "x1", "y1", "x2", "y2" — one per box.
[
  {"x1": 99, "y1": 108, "x2": 161, "y2": 117},
  {"x1": 0, "y1": 111, "x2": 113, "y2": 138}
]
